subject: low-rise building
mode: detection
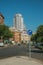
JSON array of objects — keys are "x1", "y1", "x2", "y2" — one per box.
[
  {"x1": 9, "y1": 27, "x2": 30, "y2": 44},
  {"x1": 21, "y1": 30, "x2": 30, "y2": 43}
]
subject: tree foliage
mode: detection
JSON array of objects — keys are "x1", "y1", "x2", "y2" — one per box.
[
  {"x1": 37, "y1": 25, "x2": 43, "y2": 43},
  {"x1": 31, "y1": 25, "x2": 43, "y2": 44},
  {"x1": 0, "y1": 25, "x2": 13, "y2": 40},
  {"x1": 37, "y1": 25, "x2": 43, "y2": 36},
  {"x1": 31, "y1": 34, "x2": 37, "y2": 43}
]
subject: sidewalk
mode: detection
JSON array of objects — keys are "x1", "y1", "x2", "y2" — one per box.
[{"x1": 0, "y1": 56, "x2": 43, "y2": 65}]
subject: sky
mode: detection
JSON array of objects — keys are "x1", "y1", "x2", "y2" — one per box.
[{"x1": 0, "y1": 0, "x2": 43, "y2": 32}]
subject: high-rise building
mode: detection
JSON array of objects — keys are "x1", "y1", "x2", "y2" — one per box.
[
  {"x1": 13, "y1": 13, "x2": 24, "y2": 31},
  {"x1": 0, "y1": 13, "x2": 4, "y2": 25}
]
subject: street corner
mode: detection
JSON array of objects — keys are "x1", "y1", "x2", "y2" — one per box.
[{"x1": 0, "y1": 56, "x2": 43, "y2": 65}]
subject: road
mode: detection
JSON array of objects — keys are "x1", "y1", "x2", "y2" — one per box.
[{"x1": 0, "y1": 45, "x2": 43, "y2": 61}]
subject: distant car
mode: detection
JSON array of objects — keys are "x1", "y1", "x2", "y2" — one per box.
[
  {"x1": 18, "y1": 44, "x2": 21, "y2": 46},
  {"x1": 38, "y1": 43, "x2": 43, "y2": 50},
  {"x1": 12, "y1": 41, "x2": 15, "y2": 45},
  {"x1": 35, "y1": 44, "x2": 38, "y2": 48},
  {"x1": 34, "y1": 43, "x2": 43, "y2": 50},
  {"x1": 17, "y1": 42, "x2": 21, "y2": 46},
  {"x1": 0, "y1": 42, "x2": 4, "y2": 47},
  {"x1": 4, "y1": 40, "x2": 9, "y2": 44}
]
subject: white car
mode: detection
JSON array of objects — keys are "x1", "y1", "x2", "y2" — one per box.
[
  {"x1": 12, "y1": 41, "x2": 15, "y2": 45},
  {"x1": 0, "y1": 42, "x2": 4, "y2": 47}
]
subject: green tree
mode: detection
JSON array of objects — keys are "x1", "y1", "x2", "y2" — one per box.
[
  {"x1": 37, "y1": 25, "x2": 43, "y2": 43},
  {"x1": 0, "y1": 25, "x2": 13, "y2": 40},
  {"x1": 37, "y1": 25, "x2": 43, "y2": 36},
  {"x1": 31, "y1": 34, "x2": 37, "y2": 44},
  {"x1": 31, "y1": 25, "x2": 43, "y2": 44}
]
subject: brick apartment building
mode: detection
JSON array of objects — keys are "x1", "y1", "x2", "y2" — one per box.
[{"x1": 0, "y1": 13, "x2": 4, "y2": 25}]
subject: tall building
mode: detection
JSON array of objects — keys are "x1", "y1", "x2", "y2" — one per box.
[
  {"x1": 0, "y1": 13, "x2": 4, "y2": 25},
  {"x1": 13, "y1": 13, "x2": 24, "y2": 31}
]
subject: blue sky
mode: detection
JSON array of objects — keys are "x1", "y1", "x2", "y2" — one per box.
[{"x1": 0, "y1": 0, "x2": 43, "y2": 32}]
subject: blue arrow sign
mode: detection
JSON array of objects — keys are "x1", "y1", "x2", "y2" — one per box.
[{"x1": 27, "y1": 30, "x2": 32, "y2": 35}]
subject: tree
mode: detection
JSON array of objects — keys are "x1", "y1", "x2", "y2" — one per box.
[
  {"x1": 36, "y1": 25, "x2": 43, "y2": 43},
  {"x1": 31, "y1": 25, "x2": 43, "y2": 44},
  {"x1": 31, "y1": 34, "x2": 37, "y2": 44},
  {"x1": 37, "y1": 25, "x2": 43, "y2": 36},
  {"x1": 3, "y1": 30, "x2": 13, "y2": 40},
  {"x1": 0, "y1": 25, "x2": 13, "y2": 40}
]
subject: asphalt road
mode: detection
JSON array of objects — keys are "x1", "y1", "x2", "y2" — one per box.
[{"x1": 0, "y1": 45, "x2": 43, "y2": 61}]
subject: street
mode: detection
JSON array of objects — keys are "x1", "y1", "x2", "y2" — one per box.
[{"x1": 0, "y1": 45, "x2": 43, "y2": 62}]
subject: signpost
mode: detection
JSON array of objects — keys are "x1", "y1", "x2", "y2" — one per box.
[{"x1": 27, "y1": 30, "x2": 32, "y2": 58}]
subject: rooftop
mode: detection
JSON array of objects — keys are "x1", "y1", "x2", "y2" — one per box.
[{"x1": 0, "y1": 12, "x2": 4, "y2": 19}]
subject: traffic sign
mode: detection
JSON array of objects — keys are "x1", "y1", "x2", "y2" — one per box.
[{"x1": 27, "y1": 30, "x2": 32, "y2": 35}]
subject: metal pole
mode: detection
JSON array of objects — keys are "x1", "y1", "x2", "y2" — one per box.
[
  {"x1": 27, "y1": 30, "x2": 32, "y2": 59},
  {"x1": 29, "y1": 35, "x2": 31, "y2": 59}
]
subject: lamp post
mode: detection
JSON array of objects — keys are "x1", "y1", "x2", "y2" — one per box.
[{"x1": 27, "y1": 30, "x2": 32, "y2": 58}]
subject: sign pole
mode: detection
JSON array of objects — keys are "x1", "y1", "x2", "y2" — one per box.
[
  {"x1": 29, "y1": 35, "x2": 31, "y2": 59},
  {"x1": 27, "y1": 30, "x2": 32, "y2": 59}
]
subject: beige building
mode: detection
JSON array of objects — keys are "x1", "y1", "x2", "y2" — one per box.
[
  {"x1": 9, "y1": 27, "x2": 30, "y2": 43},
  {"x1": 9, "y1": 26, "x2": 16, "y2": 32},
  {"x1": 0, "y1": 13, "x2": 4, "y2": 25},
  {"x1": 21, "y1": 30, "x2": 30, "y2": 43}
]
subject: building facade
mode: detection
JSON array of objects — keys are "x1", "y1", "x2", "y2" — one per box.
[
  {"x1": 13, "y1": 13, "x2": 24, "y2": 31},
  {"x1": 9, "y1": 26, "x2": 21, "y2": 43},
  {"x1": 0, "y1": 13, "x2": 4, "y2": 25},
  {"x1": 21, "y1": 30, "x2": 30, "y2": 43},
  {"x1": 13, "y1": 31, "x2": 21, "y2": 43},
  {"x1": 9, "y1": 13, "x2": 30, "y2": 43}
]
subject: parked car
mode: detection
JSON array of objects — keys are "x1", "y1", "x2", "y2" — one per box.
[
  {"x1": 34, "y1": 43, "x2": 43, "y2": 50},
  {"x1": 38, "y1": 43, "x2": 43, "y2": 50},
  {"x1": 0, "y1": 42, "x2": 4, "y2": 47},
  {"x1": 0, "y1": 39, "x2": 4, "y2": 47}
]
